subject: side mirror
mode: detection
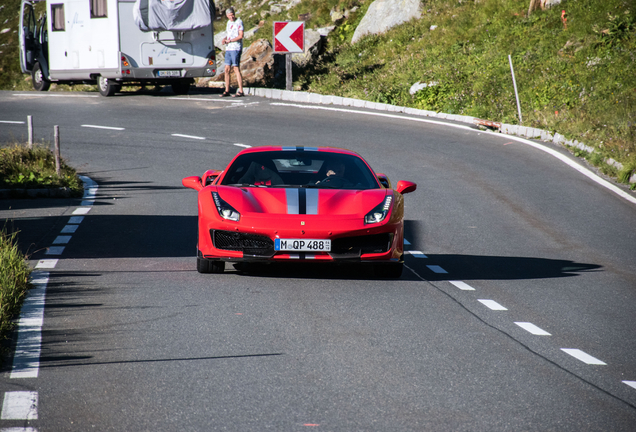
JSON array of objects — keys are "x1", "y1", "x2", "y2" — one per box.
[
  {"x1": 376, "y1": 173, "x2": 391, "y2": 189},
  {"x1": 202, "y1": 169, "x2": 222, "y2": 186},
  {"x1": 182, "y1": 176, "x2": 203, "y2": 191},
  {"x1": 396, "y1": 180, "x2": 416, "y2": 195}
]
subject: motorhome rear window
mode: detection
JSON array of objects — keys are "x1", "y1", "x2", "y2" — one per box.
[
  {"x1": 51, "y1": 4, "x2": 65, "y2": 31},
  {"x1": 90, "y1": 0, "x2": 107, "y2": 18}
]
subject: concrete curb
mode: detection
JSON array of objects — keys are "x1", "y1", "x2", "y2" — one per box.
[
  {"x1": 244, "y1": 87, "x2": 636, "y2": 185},
  {"x1": 0, "y1": 187, "x2": 73, "y2": 199}
]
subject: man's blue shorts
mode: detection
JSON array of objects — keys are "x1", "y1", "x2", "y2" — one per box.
[{"x1": 225, "y1": 50, "x2": 241, "y2": 67}]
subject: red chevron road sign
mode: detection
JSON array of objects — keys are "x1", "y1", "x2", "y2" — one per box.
[{"x1": 273, "y1": 21, "x2": 304, "y2": 53}]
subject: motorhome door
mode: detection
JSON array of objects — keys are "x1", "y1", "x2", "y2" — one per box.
[{"x1": 19, "y1": 0, "x2": 38, "y2": 73}]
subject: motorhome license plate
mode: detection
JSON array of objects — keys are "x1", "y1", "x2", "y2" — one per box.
[
  {"x1": 275, "y1": 239, "x2": 331, "y2": 252},
  {"x1": 158, "y1": 70, "x2": 180, "y2": 77}
]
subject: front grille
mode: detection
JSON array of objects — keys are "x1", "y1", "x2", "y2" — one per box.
[
  {"x1": 212, "y1": 230, "x2": 274, "y2": 256},
  {"x1": 332, "y1": 233, "x2": 393, "y2": 255}
]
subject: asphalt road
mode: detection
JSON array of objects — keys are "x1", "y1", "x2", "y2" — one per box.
[{"x1": 1, "y1": 89, "x2": 635, "y2": 431}]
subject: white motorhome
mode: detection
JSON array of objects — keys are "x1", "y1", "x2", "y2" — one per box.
[{"x1": 19, "y1": 0, "x2": 216, "y2": 96}]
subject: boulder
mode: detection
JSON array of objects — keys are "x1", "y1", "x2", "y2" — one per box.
[
  {"x1": 351, "y1": 0, "x2": 422, "y2": 44},
  {"x1": 291, "y1": 29, "x2": 323, "y2": 68},
  {"x1": 208, "y1": 38, "x2": 276, "y2": 87}
]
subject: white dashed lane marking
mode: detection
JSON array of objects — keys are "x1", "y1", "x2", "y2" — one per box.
[
  {"x1": 0, "y1": 120, "x2": 25, "y2": 124},
  {"x1": 426, "y1": 265, "x2": 448, "y2": 274},
  {"x1": 234, "y1": 143, "x2": 251, "y2": 148},
  {"x1": 561, "y1": 349, "x2": 607, "y2": 365},
  {"x1": 1, "y1": 392, "x2": 38, "y2": 420},
  {"x1": 405, "y1": 250, "x2": 427, "y2": 258},
  {"x1": 172, "y1": 133, "x2": 205, "y2": 140},
  {"x1": 623, "y1": 381, "x2": 636, "y2": 390},
  {"x1": 478, "y1": 299, "x2": 508, "y2": 311},
  {"x1": 449, "y1": 280, "x2": 475, "y2": 291},
  {"x1": 73, "y1": 207, "x2": 91, "y2": 215},
  {"x1": 515, "y1": 322, "x2": 551, "y2": 336},
  {"x1": 81, "y1": 124, "x2": 125, "y2": 131},
  {"x1": 35, "y1": 259, "x2": 58, "y2": 269}
]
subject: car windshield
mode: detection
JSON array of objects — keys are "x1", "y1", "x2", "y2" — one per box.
[{"x1": 220, "y1": 151, "x2": 380, "y2": 190}]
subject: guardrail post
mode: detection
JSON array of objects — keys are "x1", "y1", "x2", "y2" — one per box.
[{"x1": 54, "y1": 125, "x2": 61, "y2": 176}]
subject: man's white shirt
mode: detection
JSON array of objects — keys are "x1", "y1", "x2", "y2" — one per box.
[{"x1": 226, "y1": 18, "x2": 244, "y2": 51}]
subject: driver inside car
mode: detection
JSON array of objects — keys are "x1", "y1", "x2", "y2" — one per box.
[
  {"x1": 238, "y1": 161, "x2": 283, "y2": 186},
  {"x1": 315, "y1": 161, "x2": 354, "y2": 188}
]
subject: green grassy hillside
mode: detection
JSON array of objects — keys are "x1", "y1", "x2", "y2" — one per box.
[{"x1": 1, "y1": 0, "x2": 634, "y2": 183}]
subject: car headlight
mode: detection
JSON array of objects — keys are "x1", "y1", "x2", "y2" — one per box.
[
  {"x1": 212, "y1": 191, "x2": 240, "y2": 221},
  {"x1": 364, "y1": 195, "x2": 392, "y2": 224}
]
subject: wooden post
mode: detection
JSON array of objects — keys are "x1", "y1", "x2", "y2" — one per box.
[
  {"x1": 27, "y1": 116, "x2": 33, "y2": 149},
  {"x1": 54, "y1": 125, "x2": 61, "y2": 176},
  {"x1": 286, "y1": 53, "x2": 292, "y2": 91}
]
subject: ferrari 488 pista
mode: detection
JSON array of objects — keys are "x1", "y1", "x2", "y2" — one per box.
[{"x1": 182, "y1": 146, "x2": 416, "y2": 278}]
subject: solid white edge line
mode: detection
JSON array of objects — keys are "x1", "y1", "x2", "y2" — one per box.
[
  {"x1": 11, "y1": 271, "x2": 49, "y2": 379},
  {"x1": 168, "y1": 97, "x2": 237, "y2": 103},
  {"x1": 478, "y1": 299, "x2": 508, "y2": 311},
  {"x1": 52, "y1": 236, "x2": 71, "y2": 244},
  {"x1": 81, "y1": 124, "x2": 125, "y2": 131},
  {"x1": 561, "y1": 348, "x2": 607, "y2": 365},
  {"x1": 1, "y1": 392, "x2": 38, "y2": 420},
  {"x1": 449, "y1": 280, "x2": 475, "y2": 291},
  {"x1": 271, "y1": 102, "x2": 636, "y2": 206},
  {"x1": 514, "y1": 322, "x2": 551, "y2": 336},
  {"x1": 623, "y1": 381, "x2": 636, "y2": 390},
  {"x1": 13, "y1": 93, "x2": 98, "y2": 98},
  {"x1": 172, "y1": 133, "x2": 205, "y2": 140}
]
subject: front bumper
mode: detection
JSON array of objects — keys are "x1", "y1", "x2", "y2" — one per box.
[{"x1": 198, "y1": 216, "x2": 404, "y2": 264}]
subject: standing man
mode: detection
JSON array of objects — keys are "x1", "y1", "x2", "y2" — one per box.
[{"x1": 221, "y1": 7, "x2": 244, "y2": 97}]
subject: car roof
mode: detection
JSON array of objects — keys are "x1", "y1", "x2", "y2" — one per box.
[{"x1": 234, "y1": 146, "x2": 362, "y2": 157}]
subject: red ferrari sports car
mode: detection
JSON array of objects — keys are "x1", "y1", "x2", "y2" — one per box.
[{"x1": 182, "y1": 146, "x2": 416, "y2": 277}]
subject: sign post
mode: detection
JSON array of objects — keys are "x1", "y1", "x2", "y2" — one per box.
[{"x1": 273, "y1": 21, "x2": 304, "y2": 91}]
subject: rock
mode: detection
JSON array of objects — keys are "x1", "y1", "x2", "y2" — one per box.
[
  {"x1": 270, "y1": 4, "x2": 283, "y2": 14},
  {"x1": 352, "y1": 0, "x2": 422, "y2": 44},
  {"x1": 291, "y1": 29, "x2": 322, "y2": 68},
  {"x1": 330, "y1": 9, "x2": 345, "y2": 23},
  {"x1": 214, "y1": 31, "x2": 227, "y2": 50},
  {"x1": 316, "y1": 26, "x2": 335, "y2": 37},
  {"x1": 209, "y1": 38, "x2": 276, "y2": 87},
  {"x1": 409, "y1": 81, "x2": 438, "y2": 95},
  {"x1": 285, "y1": 0, "x2": 302, "y2": 10},
  {"x1": 244, "y1": 26, "x2": 260, "y2": 39},
  {"x1": 542, "y1": 0, "x2": 562, "y2": 8}
]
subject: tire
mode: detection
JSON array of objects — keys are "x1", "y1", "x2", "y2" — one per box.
[
  {"x1": 98, "y1": 75, "x2": 120, "y2": 97},
  {"x1": 374, "y1": 263, "x2": 403, "y2": 279},
  {"x1": 171, "y1": 80, "x2": 191, "y2": 95},
  {"x1": 197, "y1": 257, "x2": 225, "y2": 274},
  {"x1": 31, "y1": 63, "x2": 50, "y2": 92}
]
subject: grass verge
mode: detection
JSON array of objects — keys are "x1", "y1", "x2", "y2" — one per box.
[
  {"x1": 1, "y1": 143, "x2": 83, "y2": 196},
  {"x1": 0, "y1": 228, "x2": 31, "y2": 350}
]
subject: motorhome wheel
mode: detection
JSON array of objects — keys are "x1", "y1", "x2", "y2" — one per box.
[
  {"x1": 32, "y1": 63, "x2": 50, "y2": 92},
  {"x1": 98, "y1": 76, "x2": 121, "y2": 97}
]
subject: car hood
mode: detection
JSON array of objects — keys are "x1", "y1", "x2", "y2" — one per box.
[{"x1": 213, "y1": 186, "x2": 389, "y2": 217}]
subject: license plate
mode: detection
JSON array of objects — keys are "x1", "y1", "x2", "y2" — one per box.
[
  {"x1": 157, "y1": 70, "x2": 180, "y2": 77},
  {"x1": 275, "y1": 239, "x2": 331, "y2": 252}
]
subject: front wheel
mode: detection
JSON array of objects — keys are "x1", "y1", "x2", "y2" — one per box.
[
  {"x1": 98, "y1": 75, "x2": 120, "y2": 97},
  {"x1": 197, "y1": 258, "x2": 225, "y2": 274},
  {"x1": 32, "y1": 62, "x2": 50, "y2": 92}
]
